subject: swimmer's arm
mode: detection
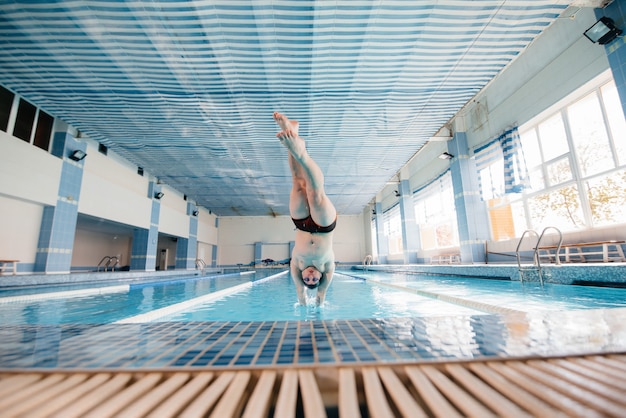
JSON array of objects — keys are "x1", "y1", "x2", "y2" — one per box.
[
  {"x1": 290, "y1": 261, "x2": 306, "y2": 305},
  {"x1": 316, "y1": 262, "x2": 335, "y2": 306}
]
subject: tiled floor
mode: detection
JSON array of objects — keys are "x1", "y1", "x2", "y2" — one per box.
[{"x1": 2, "y1": 307, "x2": 626, "y2": 370}]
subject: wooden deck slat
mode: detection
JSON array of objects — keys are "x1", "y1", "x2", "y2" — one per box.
[
  {"x1": 85, "y1": 373, "x2": 163, "y2": 418},
  {"x1": 179, "y1": 371, "x2": 235, "y2": 418},
  {"x1": 567, "y1": 357, "x2": 626, "y2": 384},
  {"x1": 298, "y1": 370, "x2": 327, "y2": 418},
  {"x1": 242, "y1": 370, "x2": 277, "y2": 418},
  {"x1": 1, "y1": 354, "x2": 626, "y2": 417},
  {"x1": 502, "y1": 361, "x2": 602, "y2": 417},
  {"x1": 376, "y1": 367, "x2": 427, "y2": 418},
  {"x1": 405, "y1": 365, "x2": 462, "y2": 418},
  {"x1": 467, "y1": 362, "x2": 565, "y2": 418},
  {"x1": 0, "y1": 373, "x2": 66, "y2": 410},
  {"x1": 498, "y1": 362, "x2": 602, "y2": 418},
  {"x1": 421, "y1": 365, "x2": 497, "y2": 418},
  {"x1": 119, "y1": 372, "x2": 191, "y2": 418},
  {"x1": 0, "y1": 374, "x2": 42, "y2": 398},
  {"x1": 362, "y1": 367, "x2": 394, "y2": 418},
  {"x1": 148, "y1": 372, "x2": 214, "y2": 418},
  {"x1": 338, "y1": 368, "x2": 361, "y2": 418},
  {"x1": 445, "y1": 364, "x2": 530, "y2": 418},
  {"x1": 543, "y1": 359, "x2": 626, "y2": 406},
  {"x1": 1, "y1": 373, "x2": 88, "y2": 417},
  {"x1": 516, "y1": 360, "x2": 626, "y2": 417},
  {"x1": 274, "y1": 369, "x2": 298, "y2": 418},
  {"x1": 54, "y1": 373, "x2": 134, "y2": 418}
]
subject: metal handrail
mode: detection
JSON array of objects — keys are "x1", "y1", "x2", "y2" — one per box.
[
  {"x1": 535, "y1": 226, "x2": 563, "y2": 266},
  {"x1": 97, "y1": 256, "x2": 111, "y2": 272},
  {"x1": 516, "y1": 230, "x2": 539, "y2": 270},
  {"x1": 97, "y1": 255, "x2": 119, "y2": 272}
]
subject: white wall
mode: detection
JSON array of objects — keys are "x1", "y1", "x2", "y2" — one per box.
[
  {"x1": 79, "y1": 141, "x2": 151, "y2": 229},
  {"x1": 158, "y1": 185, "x2": 190, "y2": 238},
  {"x1": 0, "y1": 132, "x2": 61, "y2": 205},
  {"x1": 217, "y1": 214, "x2": 365, "y2": 266},
  {"x1": 71, "y1": 229, "x2": 132, "y2": 269}
]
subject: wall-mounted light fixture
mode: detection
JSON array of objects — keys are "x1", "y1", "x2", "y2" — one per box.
[
  {"x1": 154, "y1": 191, "x2": 164, "y2": 199},
  {"x1": 584, "y1": 16, "x2": 622, "y2": 45},
  {"x1": 438, "y1": 152, "x2": 454, "y2": 160},
  {"x1": 69, "y1": 149, "x2": 87, "y2": 161},
  {"x1": 394, "y1": 190, "x2": 401, "y2": 197},
  {"x1": 192, "y1": 210, "x2": 199, "y2": 216}
]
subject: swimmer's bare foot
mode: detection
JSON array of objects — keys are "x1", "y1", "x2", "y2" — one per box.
[
  {"x1": 277, "y1": 129, "x2": 306, "y2": 160},
  {"x1": 273, "y1": 112, "x2": 299, "y2": 135}
]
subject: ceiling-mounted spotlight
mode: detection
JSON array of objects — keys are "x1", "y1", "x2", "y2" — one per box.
[
  {"x1": 69, "y1": 149, "x2": 87, "y2": 161},
  {"x1": 438, "y1": 152, "x2": 454, "y2": 160},
  {"x1": 192, "y1": 210, "x2": 199, "y2": 216},
  {"x1": 584, "y1": 16, "x2": 622, "y2": 45},
  {"x1": 154, "y1": 191, "x2": 164, "y2": 199},
  {"x1": 394, "y1": 190, "x2": 401, "y2": 197}
]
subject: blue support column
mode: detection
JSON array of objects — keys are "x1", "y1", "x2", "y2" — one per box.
[
  {"x1": 448, "y1": 131, "x2": 490, "y2": 263},
  {"x1": 398, "y1": 179, "x2": 420, "y2": 264},
  {"x1": 374, "y1": 201, "x2": 388, "y2": 264},
  {"x1": 34, "y1": 131, "x2": 86, "y2": 273},
  {"x1": 130, "y1": 182, "x2": 161, "y2": 271},
  {"x1": 176, "y1": 203, "x2": 199, "y2": 269}
]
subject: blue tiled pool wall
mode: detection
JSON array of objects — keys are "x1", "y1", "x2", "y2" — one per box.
[
  {"x1": 350, "y1": 263, "x2": 626, "y2": 286},
  {"x1": 2, "y1": 306, "x2": 626, "y2": 370}
]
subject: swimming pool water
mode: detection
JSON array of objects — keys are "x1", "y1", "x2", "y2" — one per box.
[
  {"x1": 0, "y1": 271, "x2": 265, "y2": 325},
  {"x1": 2, "y1": 269, "x2": 626, "y2": 325}
]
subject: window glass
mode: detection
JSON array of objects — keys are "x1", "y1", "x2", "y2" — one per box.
[
  {"x1": 528, "y1": 185, "x2": 584, "y2": 231},
  {"x1": 383, "y1": 206, "x2": 403, "y2": 255},
  {"x1": 479, "y1": 159, "x2": 504, "y2": 200},
  {"x1": 538, "y1": 113, "x2": 568, "y2": 162},
  {"x1": 413, "y1": 173, "x2": 459, "y2": 249},
  {"x1": 585, "y1": 169, "x2": 626, "y2": 226},
  {"x1": 0, "y1": 85, "x2": 14, "y2": 132},
  {"x1": 568, "y1": 92, "x2": 614, "y2": 176},
  {"x1": 33, "y1": 110, "x2": 54, "y2": 151},
  {"x1": 13, "y1": 98, "x2": 36, "y2": 142},
  {"x1": 520, "y1": 128, "x2": 542, "y2": 168},
  {"x1": 601, "y1": 80, "x2": 626, "y2": 166},
  {"x1": 545, "y1": 156, "x2": 572, "y2": 186}
]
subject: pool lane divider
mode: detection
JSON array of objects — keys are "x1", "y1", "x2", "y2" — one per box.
[
  {"x1": 365, "y1": 278, "x2": 526, "y2": 316},
  {"x1": 0, "y1": 285, "x2": 130, "y2": 304},
  {"x1": 114, "y1": 270, "x2": 289, "y2": 324}
]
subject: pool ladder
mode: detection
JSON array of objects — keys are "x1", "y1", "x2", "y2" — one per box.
[
  {"x1": 516, "y1": 226, "x2": 562, "y2": 285},
  {"x1": 97, "y1": 255, "x2": 119, "y2": 272}
]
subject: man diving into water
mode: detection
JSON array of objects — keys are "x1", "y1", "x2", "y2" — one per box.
[{"x1": 273, "y1": 112, "x2": 337, "y2": 306}]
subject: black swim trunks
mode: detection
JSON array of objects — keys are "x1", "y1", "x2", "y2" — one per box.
[{"x1": 292, "y1": 215, "x2": 337, "y2": 234}]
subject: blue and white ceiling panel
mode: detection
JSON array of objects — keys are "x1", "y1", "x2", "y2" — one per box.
[{"x1": 0, "y1": 1, "x2": 570, "y2": 215}]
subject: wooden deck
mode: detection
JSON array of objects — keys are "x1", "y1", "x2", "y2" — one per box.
[{"x1": 1, "y1": 353, "x2": 625, "y2": 417}]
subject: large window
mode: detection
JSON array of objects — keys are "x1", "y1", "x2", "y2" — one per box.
[
  {"x1": 479, "y1": 76, "x2": 626, "y2": 239},
  {"x1": 383, "y1": 205, "x2": 403, "y2": 255},
  {"x1": 414, "y1": 172, "x2": 459, "y2": 249},
  {"x1": 1, "y1": 85, "x2": 55, "y2": 153}
]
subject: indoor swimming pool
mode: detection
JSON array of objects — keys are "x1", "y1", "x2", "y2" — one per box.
[
  {"x1": 2, "y1": 269, "x2": 626, "y2": 325},
  {"x1": 1, "y1": 267, "x2": 626, "y2": 370}
]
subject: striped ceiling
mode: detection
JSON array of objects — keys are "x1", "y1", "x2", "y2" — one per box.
[{"x1": 0, "y1": 1, "x2": 572, "y2": 216}]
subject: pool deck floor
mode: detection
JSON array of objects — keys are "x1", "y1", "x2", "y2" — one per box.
[
  {"x1": 2, "y1": 267, "x2": 626, "y2": 415},
  {"x1": 2, "y1": 353, "x2": 626, "y2": 416}
]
